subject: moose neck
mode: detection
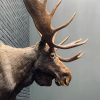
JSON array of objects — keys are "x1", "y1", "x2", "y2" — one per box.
[
  {"x1": 12, "y1": 44, "x2": 39, "y2": 79},
  {"x1": 0, "y1": 43, "x2": 41, "y2": 99},
  {"x1": 0, "y1": 43, "x2": 40, "y2": 86}
]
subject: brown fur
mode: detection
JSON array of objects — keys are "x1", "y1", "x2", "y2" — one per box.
[{"x1": 0, "y1": 43, "x2": 72, "y2": 99}]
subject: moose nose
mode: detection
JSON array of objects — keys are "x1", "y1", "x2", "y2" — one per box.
[
  {"x1": 62, "y1": 72, "x2": 72, "y2": 86},
  {"x1": 55, "y1": 72, "x2": 72, "y2": 86}
]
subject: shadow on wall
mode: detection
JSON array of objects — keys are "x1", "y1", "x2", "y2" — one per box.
[{"x1": 30, "y1": 0, "x2": 100, "y2": 100}]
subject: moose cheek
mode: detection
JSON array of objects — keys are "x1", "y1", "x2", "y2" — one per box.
[{"x1": 34, "y1": 71, "x2": 54, "y2": 86}]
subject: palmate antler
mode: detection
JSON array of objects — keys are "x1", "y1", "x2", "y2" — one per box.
[{"x1": 23, "y1": 0, "x2": 88, "y2": 62}]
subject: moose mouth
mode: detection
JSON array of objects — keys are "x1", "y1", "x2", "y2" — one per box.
[{"x1": 34, "y1": 70, "x2": 70, "y2": 86}]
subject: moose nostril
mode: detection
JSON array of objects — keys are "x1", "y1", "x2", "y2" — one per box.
[
  {"x1": 65, "y1": 80, "x2": 70, "y2": 86},
  {"x1": 62, "y1": 72, "x2": 72, "y2": 82},
  {"x1": 61, "y1": 73, "x2": 68, "y2": 81}
]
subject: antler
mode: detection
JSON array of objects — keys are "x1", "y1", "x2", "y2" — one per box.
[
  {"x1": 55, "y1": 37, "x2": 85, "y2": 62},
  {"x1": 23, "y1": 0, "x2": 87, "y2": 49},
  {"x1": 58, "y1": 52, "x2": 84, "y2": 62}
]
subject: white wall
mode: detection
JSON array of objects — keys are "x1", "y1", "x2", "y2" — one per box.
[{"x1": 30, "y1": 0, "x2": 100, "y2": 100}]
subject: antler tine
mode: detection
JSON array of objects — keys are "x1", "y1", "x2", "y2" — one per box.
[
  {"x1": 58, "y1": 36, "x2": 70, "y2": 45},
  {"x1": 55, "y1": 36, "x2": 70, "y2": 51},
  {"x1": 58, "y1": 51, "x2": 84, "y2": 62},
  {"x1": 52, "y1": 30, "x2": 69, "y2": 43},
  {"x1": 52, "y1": 32, "x2": 59, "y2": 43},
  {"x1": 50, "y1": 0, "x2": 62, "y2": 17},
  {"x1": 51, "y1": 32, "x2": 88, "y2": 49},
  {"x1": 54, "y1": 12, "x2": 76, "y2": 33}
]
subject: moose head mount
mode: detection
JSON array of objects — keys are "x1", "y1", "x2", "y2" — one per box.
[
  {"x1": 23, "y1": 0, "x2": 88, "y2": 86},
  {"x1": 0, "y1": 0, "x2": 87, "y2": 100}
]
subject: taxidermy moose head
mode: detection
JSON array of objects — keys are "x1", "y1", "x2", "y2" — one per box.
[{"x1": 0, "y1": 0, "x2": 88, "y2": 100}]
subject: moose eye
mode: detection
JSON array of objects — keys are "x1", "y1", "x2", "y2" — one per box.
[{"x1": 50, "y1": 53, "x2": 55, "y2": 58}]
